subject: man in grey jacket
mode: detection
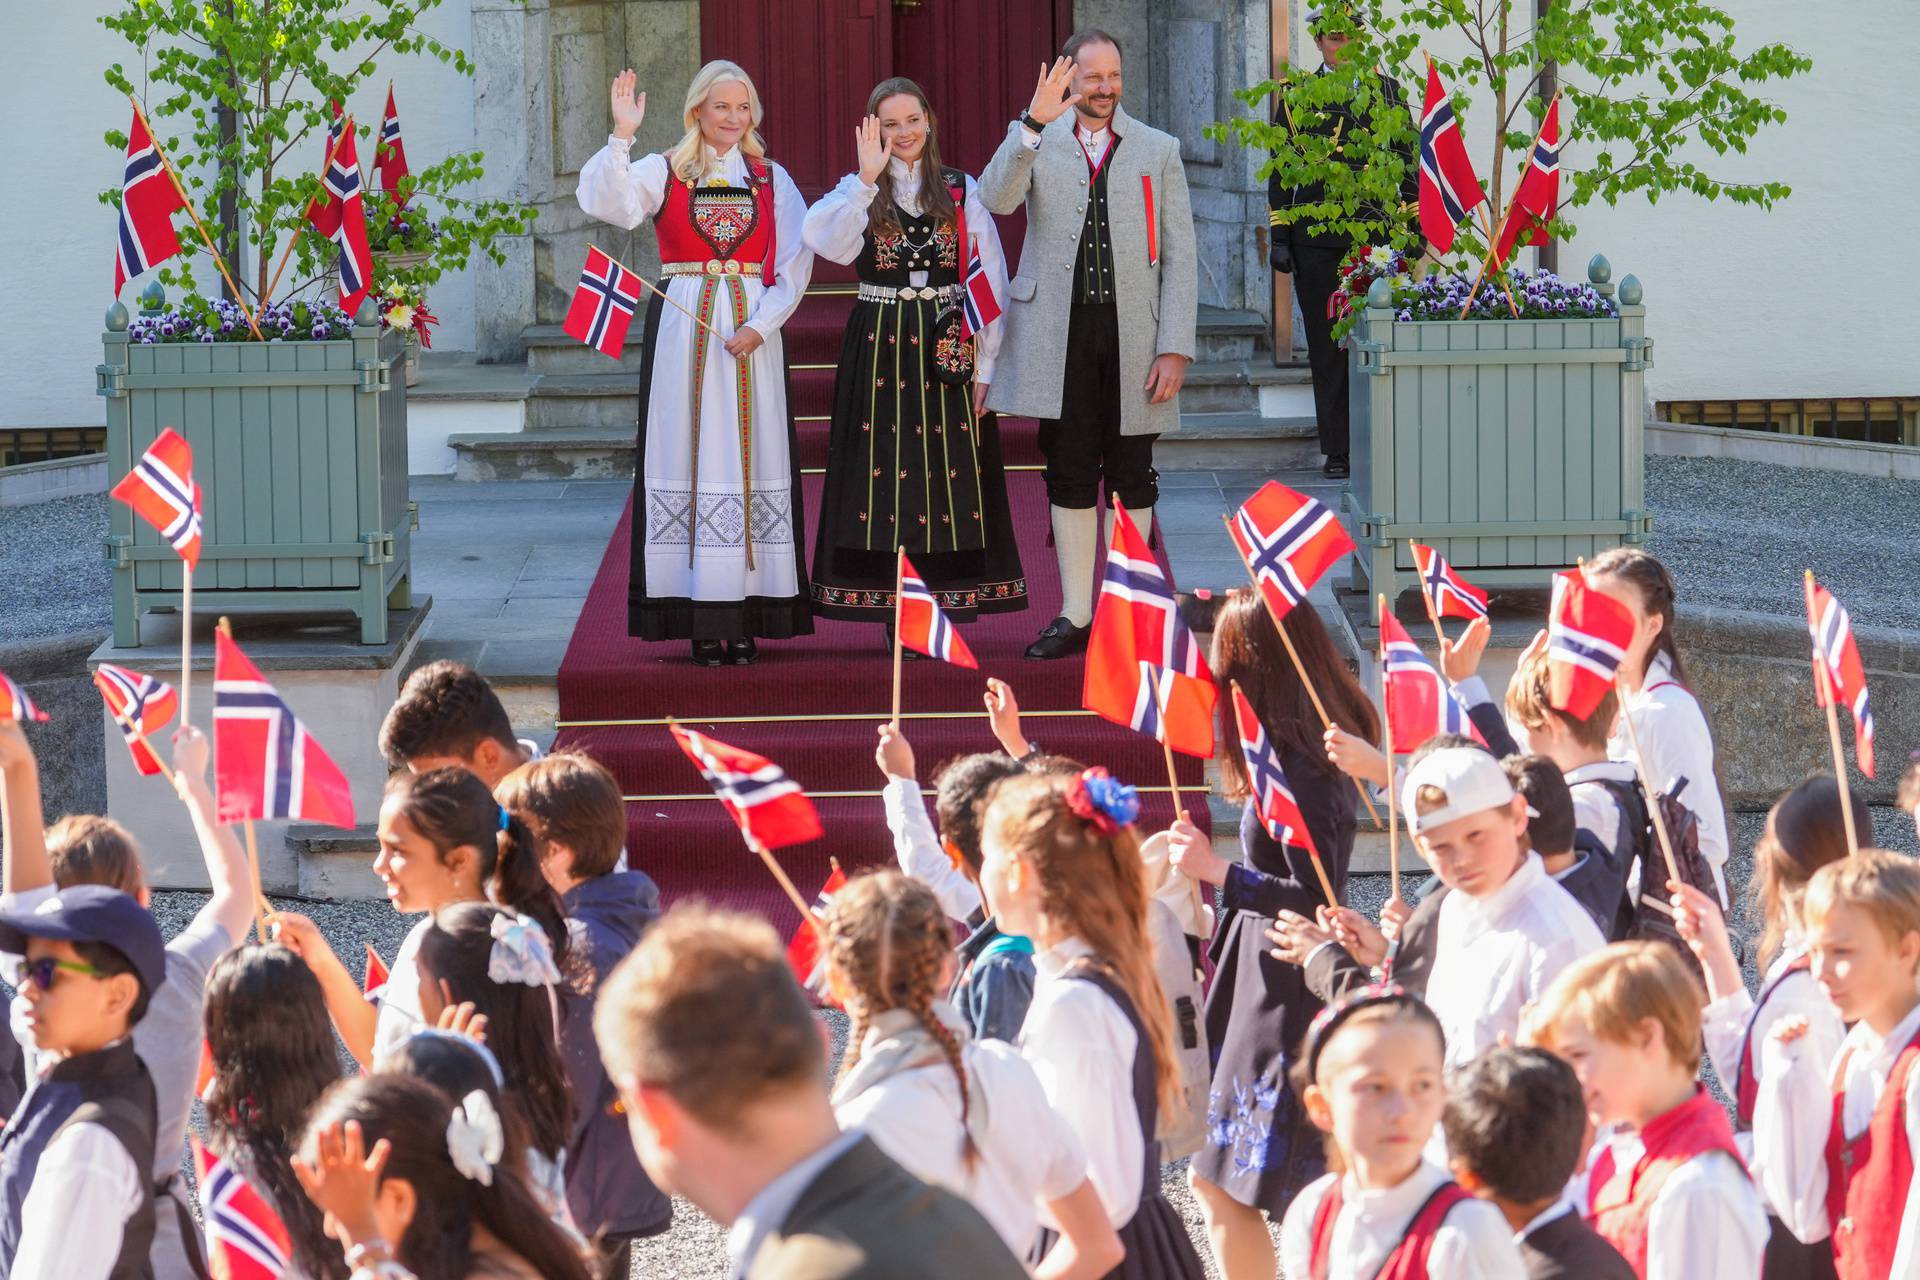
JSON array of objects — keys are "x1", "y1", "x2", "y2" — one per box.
[{"x1": 976, "y1": 32, "x2": 1198, "y2": 659}]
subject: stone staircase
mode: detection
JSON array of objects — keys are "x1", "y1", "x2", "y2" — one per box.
[{"x1": 439, "y1": 299, "x2": 1318, "y2": 480}]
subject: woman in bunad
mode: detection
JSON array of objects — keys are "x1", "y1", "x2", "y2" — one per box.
[
  {"x1": 578, "y1": 62, "x2": 815, "y2": 667},
  {"x1": 801, "y1": 77, "x2": 1027, "y2": 650}
]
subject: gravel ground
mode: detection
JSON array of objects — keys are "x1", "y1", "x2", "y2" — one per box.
[{"x1": 0, "y1": 493, "x2": 112, "y2": 643}]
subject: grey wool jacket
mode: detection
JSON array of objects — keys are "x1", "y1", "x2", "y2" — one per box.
[{"x1": 975, "y1": 105, "x2": 1198, "y2": 437}]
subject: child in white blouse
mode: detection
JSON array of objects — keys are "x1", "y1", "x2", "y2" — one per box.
[
  {"x1": 1671, "y1": 776, "x2": 1859, "y2": 1277},
  {"x1": 1279, "y1": 986, "x2": 1526, "y2": 1279},
  {"x1": 821, "y1": 869, "x2": 1120, "y2": 1277},
  {"x1": 1528, "y1": 941, "x2": 1768, "y2": 1280}
]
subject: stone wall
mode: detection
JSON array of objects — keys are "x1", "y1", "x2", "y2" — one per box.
[{"x1": 0, "y1": 634, "x2": 109, "y2": 857}]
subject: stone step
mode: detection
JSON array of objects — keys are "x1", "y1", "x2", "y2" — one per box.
[
  {"x1": 524, "y1": 322, "x2": 647, "y2": 377},
  {"x1": 289, "y1": 824, "x2": 383, "y2": 900},
  {"x1": 1160, "y1": 410, "x2": 1321, "y2": 470},
  {"x1": 524, "y1": 372, "x2": 643, "y2": 430},
  {"x1": 449, "y1": 427, "x2": 636, "y2": 482},
  {"x1": 1196, "y1": 305, "x2": 1270, "y2": 364},
  {"x1": 1180, "y1": 357, "x2": 1314, "y2": 416}
]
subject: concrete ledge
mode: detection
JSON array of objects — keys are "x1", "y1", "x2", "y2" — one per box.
[
  {"x1": 1649, "y1": 420, "x2": 1920, "y2": 481},
  {"x1": 1, "y1": 453, "x2": 108, "y2": 508}
]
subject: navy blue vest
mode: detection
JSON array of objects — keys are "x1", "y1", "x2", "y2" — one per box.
[
  {"x1": 0, "y1": 1037, "x2": 157, "y2": 1279},
  {"x1": 1073, "y1": 136, "x2": 1121, "y2": 305}
]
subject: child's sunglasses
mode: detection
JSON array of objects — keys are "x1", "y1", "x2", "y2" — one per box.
[{"x1": 5, "y1": 955, "x2": 106, "y2": 992}]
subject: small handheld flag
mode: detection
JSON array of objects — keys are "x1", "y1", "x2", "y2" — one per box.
[
  {"x1": 363, "y1": 942, "x2": 391, "y2": 1002},
  {"x1": 785, "y1": 863, "x2": 846, "y2": 994},
  {"x1": 112, "y1": 428, "x2": 203, "y2": 569},
  {"x1": 94, "y1": 664, "x2": 178, "y2": 776},
  {"x1": 193, "y1": 1137, "x2": 293, "y2": 1280},
  {"x1": 1381, "y1": 611, "x2": 1481, "y2": 751},
  {"x1": 376, "y1": 86, "x2": 410, "y2": 197},
  {"x1": 670, "y1": 724, "x2": 822, "y2": 851},
  {"x1": 1806, "y1": 575, "x2": 1875, "y2": 778},
  {"x1": 1411, "y1": 543, "x2": 1488, "y2": 621},
  {"x1": 213, "y1": 632, "x2": 356, "y2": 828},
  {"x1": 1492, "y1": 97, "x2": 1561, "y2": 267},
  {"x1": 1231, "y1": 686, "x2": 1319, "y2": 855},
  {"x1": 0, "y1": 671, "x2": 48, "y2": 725},
  {"x1": 897, "y1": 551, "x2": 977, "y2": 669},
  {"x1": 1546, "y1": 570, "x2": 1634, "y2": 719},
  {"x1": 114, "y1": 108, "x2": 189, "y2": 297},
  {"x1": 1228, "y1": 482, "x2": 1355, "y2": 621},
  {"x1": 564, "y1": 247, "x2": 645, "y2": 361},
  {"x1": 1135, "y1": 662, "x2": 1219, "y2": 758},
  {"x1": 1418, "y1": 60, "x2": 1486, "y2": 255},
  {"x1": 1085, "y1": 503, "x2": 1215, "y2": 758}
]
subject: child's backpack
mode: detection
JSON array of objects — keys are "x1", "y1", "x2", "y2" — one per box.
[
  {"x1": 1609, "y1": 775, "x2": 1725, "y2": 977},
  {"x1": 1145, "y1": 899, "x2": 1210, "y2": 1161}
]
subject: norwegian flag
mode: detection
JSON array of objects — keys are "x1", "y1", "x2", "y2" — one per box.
[
  {"x1": 1382, "y1": 611, "x2": 1481, "y2": 752},
  {"x1": 670, "y1": 724, "x2": 823, "y2": 850},
  {"x1": 375, "y1": 86, "x2": 410, "y2": 197},
  {"x1": 192, "y1": 1137, "x2": 293, "y2": 1280},
  {"x1": 785, "y1": 864, "x2": 846, "y2": 995},
  {"x1": 308, "y1": 120, "x2": 373, "y2": 313},
  {"x1": 1547, "y1": 570, "x2": 1634, "y2": 720},
  {"x1": 0, "y1": 671, "x2": 49, "y2": 725},
  {"x1": 1412, "y1": 543, "x2": 1488, "y2": 621},
  {"x1": 1493, "y1": 97, "x2": 1561, "y2": 266},
  {"x1": 1418, "y1": 61, "x2": 1486, "y2": 255},
  {"x1": 564, "y1": 247, "x2": 645, "y2": 360},
  {"x1": 1806, "y1": 576, "x2": 1875, "y2": 778},
  {"x1": 1230, "y1": 686, "x2": 1319, "y2": 854},
  {"x1": 114, "y1": 109, "x2": 188, "y2": 297},
  {"x1": 305, "y1": 102, "x2": 347, "y2": 237},
  {"x1": 194, "y1": 1039, "x2": 217, "y2": 1104},
  {"x1": 111, "y1": 428, "x2": 203, "y2": 569},
  {"x1": 213, "y1": 632, "x2": 356, "y2": 828},
  {"x1": 897, "y1": 551, "x2": 977, "y2": 668},
  {"x1": 1085, "y1": 503, "x2": 1215, "y2": 758},
  {"x1": 960, "y1": 242, "x2": 1003, "y2": 339},
  {"x1": 94, "y1": 664, "x2": 179, "y2": 777},
  {"x1": 1135, "y1": 662, "x2": 1219, "y2": 758},
  {"x1": 363, "y1": 942, "x2": 391, "y2": 1002},
  {"x1": 1229, "y1": 482, "x2": 1356, "y2": 621}
]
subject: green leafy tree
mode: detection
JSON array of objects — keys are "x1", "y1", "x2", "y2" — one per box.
[
  {"x1": 100, "y1": 0, "x2": 534, "y2": 309},
  {"x1": 1213, "y1": 1, "x2": 1812, "y2": 271}
]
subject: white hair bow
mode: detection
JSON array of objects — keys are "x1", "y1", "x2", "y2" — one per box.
[
  {"x1": 487, "y1": 911, "x2": 561, "y2": 988},
  {"x1": 444, "y1": 1089, "x2": 506, "y2": 1186}
]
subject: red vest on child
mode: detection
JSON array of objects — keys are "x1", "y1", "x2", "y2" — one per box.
[
  {"x1": 1735, "y1": 955, "x2": 1812, "y2": 1130},
  {"x1": 1822, "y1": 1024, "x2": 1920, "y2": 1280},
  {"x1": 653, "y1": 160, "x2": 778, "y2": 284},
  {"x1": 1307, "y1": 1179, "x2": 1473, "y2": 1280},
  {"x1": 1587, "y1": 1085, "x2": 1744, "y2": 1279}
]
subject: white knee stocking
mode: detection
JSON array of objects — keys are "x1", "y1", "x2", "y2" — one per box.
[{"x1": 1051, "y1": 504, "x2": 1100, "y2": 627}]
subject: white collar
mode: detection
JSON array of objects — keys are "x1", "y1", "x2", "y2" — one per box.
[
  {"x1": 886, "y1": 155, "x2": 921, "y2": 185},
  {"x1": 1338, "y1": 1159, "x2": 1451, "y2": 1221},
  {"x1": 726, "y1": 1129, "x2": 865, "y2": 1274},
  {"x1": 1456, "y1": 850, "x2": 1548, "y2": 920},
  {"x1": 1518, "y1": 1199, "x2": 1575, "y2": 1240},
  {"x1": 1034, "y1": 935, "x2": 1095, "y2": 977},
  {"x1": 705, "y1": 142, "x2": 740, "y2": 162},
  {"x1": 1858, "y1": 1001, "x2": 1920, "y2": 1076},
  {"x1": 1075, "y1": 120, "x2": 1112, "y2": 143},
  {"x1": 1564, "y1": 759, "x2": 1637, "y2": 783}
]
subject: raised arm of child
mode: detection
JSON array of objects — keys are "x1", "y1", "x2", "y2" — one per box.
[
  {"x1": 984, "y1": 678, "x2": 1031, "y2": 759},
  {"x1": 171, "y1": 726, "x2": 258, "y2": 948},
  {"x1": 271, "y1": 910, "x2": 379, "y2": 1067},
  {"x1": 0, "y1": 720, "x2": 52, "y2": 897},
  {"x1": 875, "y1": 723, "x2": 981, "y2": 922}
]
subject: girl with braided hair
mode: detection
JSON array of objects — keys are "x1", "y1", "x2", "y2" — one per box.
[
  {"x1": 980, "y1": 770, "x2": 1207, "y2": 1279},
  {"x1": 823, "y1": 870, "x2": 1120, "y2": 1275}
]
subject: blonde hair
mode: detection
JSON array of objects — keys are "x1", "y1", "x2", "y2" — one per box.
[
  {"x1": 983, "y1": 773, "x2": 1184, "y2": 1117},
  {"x1": 46, "y1": 815, "x2": 145, "y2": 895},
  {"x1": 1804, "y1": 849, "x2": 1920, "y2": 950},
  {"x1": 1530, "y1": 941, "x2": 1706, "y2": 1072},
  {"x1": 669, "y1": 61, "x2": 768, "y2": 185}
]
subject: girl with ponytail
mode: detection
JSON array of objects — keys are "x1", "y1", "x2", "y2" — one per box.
[
  {"x1": 822, "y1": 870, "x2": 1120, "y2": 1276},
  {"x1": 293, "y1": 1074, "x2": 593, "y2": 1280},
  {"x1": 980, "y1": 770, "x2": 1207, "y2": 1279}
]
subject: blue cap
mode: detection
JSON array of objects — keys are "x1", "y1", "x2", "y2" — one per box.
[{"x1": 0, "y1": 885, "x2": 166, "y2": 993}]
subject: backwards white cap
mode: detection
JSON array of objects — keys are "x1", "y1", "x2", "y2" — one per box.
[{"x1": 1402, "y1": 747, "x2": 1517, "y2": 834}]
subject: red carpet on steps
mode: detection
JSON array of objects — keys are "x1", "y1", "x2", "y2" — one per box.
[{"x1": 553, "y1": 419, "x2": 1210, "y2": 934}]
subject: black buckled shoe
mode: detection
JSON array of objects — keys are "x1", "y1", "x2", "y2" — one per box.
[
  {"x1": 1024, "y1": 616, "x2": 1091, "y2": 660},
  {"x1": 727, "y1": 637, "x2": 758, "y2": 666},
  {"x1": 1323, "y1": 453, "x2": 1351, "y2": 479},
  {"x1": 690, "y1": 639, "x2": 725, "y2": 668}
]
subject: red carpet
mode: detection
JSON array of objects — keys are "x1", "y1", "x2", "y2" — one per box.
[{"x1": 554, "y1": 420, "x2": 1210, "y2": 934}]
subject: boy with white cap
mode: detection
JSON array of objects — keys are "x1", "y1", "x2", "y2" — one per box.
[{"x1": 1273, "y1": 737, "x2": 1604, "y2": 1073}]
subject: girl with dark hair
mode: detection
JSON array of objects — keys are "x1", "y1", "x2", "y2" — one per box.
[
  {"x1": 981, "y1": 769, "x2": 1206, "y2": 1279},
  {"x1": 822, "y1": 869, "x2": 1120, "y2": 1275},
  {"x1": 802, "y1": 76, "x2": 1026, "y2": 642},
  {"x1": 1670, "y1": 775, "x2": 1866, "y2": 1280},
  {"x1": 415, "y1": 901, "x2": 578, "y2": 1228},
  {"x1": 293, "y1": 1074, "x2": 594, "y2": 1280},
  {"x1": 274, "y1": 768, "x2": 567, "y2": 1069},
  {"x1": 1163, "y1": 587, "x2": 1377, "y2": 1280},
  {"x1": 202, "y1": 944, "x2": 349, "y2": 1280}
]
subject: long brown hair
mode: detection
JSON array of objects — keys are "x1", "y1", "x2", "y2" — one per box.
[
  {"x1": 1213, "y1": 588, "x2": 1379, "y2": 800},
  {"x1": 984, "y1": 773, "x2": 1184, "y2": 1116},
  {"x1": 1753, "y1": 775, "x2": 1873, "y2": 968},
  {"x1": 824, "y1": 870, "x2": 977, "y2": 1168},
  {"x1": 864, "y1": 78, "x2": 959, "y2": 238}
]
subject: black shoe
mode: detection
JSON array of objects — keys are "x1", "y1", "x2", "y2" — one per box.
[
  {"x1": 883, "y1": 622, "x2": 927, "y2": 661},
  {"x1": 1024, "y1": 616, "x2": 1091, "y2": 660},
  {"x1": 690, "y1": 639, "x2": 725, "y2": 668},
  {"x1": 1323, "y1": 453, "x2": 1351, "y2": 479},
  {"x1": 727, "y1": 637, "x2": 758, "y2": 666}
]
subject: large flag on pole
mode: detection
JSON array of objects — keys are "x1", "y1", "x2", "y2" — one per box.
[
  {"x1": 670, "y1": 724, "x2": 823, "y2": 850},
  {"x1": 1492, "y1": 98, "x2": 1562, "y2": 267},
  {"x1": 375, "y1": 86, "x2": 410, "y2": 197},
  {"x1": 1418, "y1": 60, "x2": 1486, "y2": 255},
  {"x1": 1085, "y1": 503, "x2": 1215, "y2": 758},
  {"x1": 1228, "y1": 482, "x2": 1355, "y2": 621},
  {"x1": 114, "y1": 109, "x2": 189, "y2": 296},
  {"x1": 94, "y1": 665, "x2": 179, "y2": 776},
  {"x1": 111, "y1": 428, "x2": 203, "y2": 569},
  {"x1": 307, "y1": 119, "x2": 374, "y2": 313},
  {"x1": 213, "y1": 632, "x2": 356, "y2": 828},
  {"x1": 1806, "y1": 576, "x2": 1876, "y2": 778}
]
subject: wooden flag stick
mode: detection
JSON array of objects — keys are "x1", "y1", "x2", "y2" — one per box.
[
  {"x1": 1804, "y1": 570, "x2": 1861, "y2": 855},
  {"x1": 263, "y1": 115, "x2": 353, "y2": 307},
  {"x1": 1377, "y1": 594, "x2": 1400, "y2": 904},
  {"x1": 891, "y1": 549, "x2": 906, "y2": 729},
  {"x1": 1611, "y1": 674, "x2": 1683, "y2": 886},
  {"x1": 178, "y1": 562, "x2": 193, "y2": 731},
  {"x1": 1222, "y1": 513, "x2": 1384, "y2": 829},
  {"x1": 589, "y1": 245, "x2": 726, "y2": 339},
  {"x1": 241, "y1": 820, "x2": 270, "y2": 945},
  {"x1": 1148, "y1": 677, "x2": 1209, "y2": 928},
  {"x1": 130, "y1": 95, "x2": 265, "y2": 341},
  {"x1": 1471, "y1": 204, "x2": 1521, "y2": 318},
  {"x1": 102, "y1": 702, "x2": 177, "y2": 787},
  {"x1": 748, "y1": 834, "x2": 821, "y2": 926},
  {"x1": 1409, "y1": 540, "x2": 1448, "y2": 654}
]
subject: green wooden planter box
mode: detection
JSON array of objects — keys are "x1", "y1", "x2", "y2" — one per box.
[
  {"x1": 1343, "y1": 258, "x2": 1654, "y2": 600},
  {"x1": 97, "y1": 296, "x2": 416, "y2": 646}
]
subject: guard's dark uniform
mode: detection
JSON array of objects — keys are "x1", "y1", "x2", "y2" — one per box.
[{"x1": 1268, "y1": 66, "x2": 1419, "y2": 466}]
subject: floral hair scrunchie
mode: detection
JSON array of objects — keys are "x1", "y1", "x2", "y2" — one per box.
[{"x1": 1066, "y1": 767, "x2": 1140, "y2": 835}]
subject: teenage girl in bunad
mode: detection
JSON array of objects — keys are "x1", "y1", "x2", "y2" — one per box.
[
  {"x1": 802, "y1": 78, "x2": 1026, "y2": 646},
  {"x1": 979, "y1": 769, "x2": 1207, "y2": 1279},
  {"x1": 578, "y1": 62, "x2": 815, "y2": 667},
  {"x1": 1671, "y1": 776, "x2": 1864, "y2": 1280}
]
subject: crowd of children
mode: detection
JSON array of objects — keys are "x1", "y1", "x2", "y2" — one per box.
[{"x1": 2, "y1": 546, "x2": 1919, "y2": 1280}]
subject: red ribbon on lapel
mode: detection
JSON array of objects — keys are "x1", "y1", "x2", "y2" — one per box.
[{"x1": 1142, "y1": 174, "x2": 1158, "y2": 267}]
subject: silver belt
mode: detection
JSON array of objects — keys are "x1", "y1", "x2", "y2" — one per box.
[{"x1": 857, "y1": 283, "x2": 962, "y2": 304}]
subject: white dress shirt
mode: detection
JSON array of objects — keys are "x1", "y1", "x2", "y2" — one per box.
[
  {"x1": 725, "y1": 1127, "x2": 867, "y2": 1278},
  {"x1": 1699, "y1": 939, "x2": 1844, "y2": 1238},
  {"x1": 1609, "y1": 653, "x2": 1730, "y2": 897},
  {"x1": 1279, "y1": 1161, "x2": 1527, "y2": 1280},
  {"x1": 833, "y1": 1007, "x2": 1087, "y2": 1256},
  {"x1": 11, "y1": 1068, "x2": 145, "y2": 1279},
  {"x1": 1589, "y1": 1130, "x2": 1770, "y2": 1280},
  {"x1": 1019, "y1": 936, "x2": 1143, "y2": 1228},
  {"x1": 1075, "y1": 123, "x2": 1114, "y2": 171},
  {"x1": 880, "y1": 775, "x2": 983, "y2": 923},
  {"x1": 1795, "y1": 999, "x2": 1920, "y2": 1265},
  {"x1": 371, "y1": 915, "x2": 431, "y2": 1063}
]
